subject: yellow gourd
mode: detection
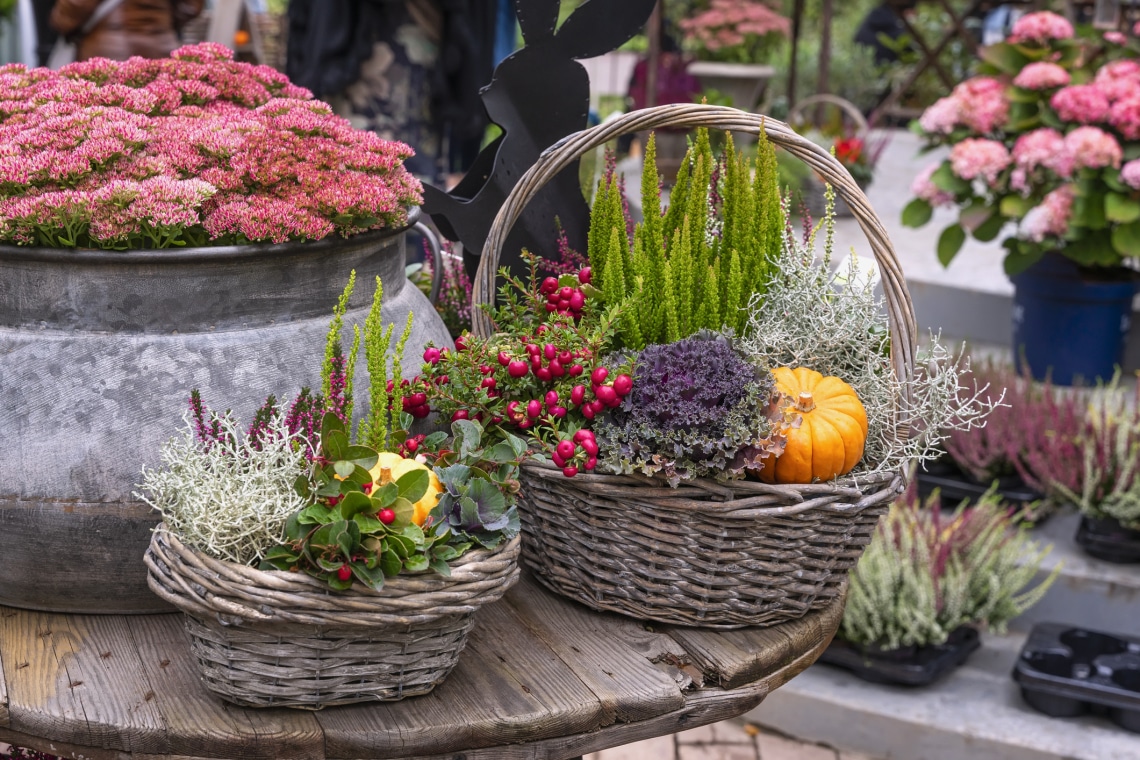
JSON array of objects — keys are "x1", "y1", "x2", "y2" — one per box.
[
  {"x1": 368, "y1": 452, "x2": 443, "y2": 526},
  {"x1": 758, "y1": 367, "x2": 868, "y2": 484}
]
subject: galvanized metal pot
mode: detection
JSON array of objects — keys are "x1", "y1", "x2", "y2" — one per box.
[{"x1": 0, "y1": 209, "x2": 452, "y2": 614}]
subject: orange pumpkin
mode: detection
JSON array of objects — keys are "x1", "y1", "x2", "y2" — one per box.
[{"x1": 758, "y1": 367, "x2": 868, "y2": 484}]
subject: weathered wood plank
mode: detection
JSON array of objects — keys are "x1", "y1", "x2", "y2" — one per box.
[
  {"x1": 126, "y1": 613, "x2": 325, "y2": 760},
  {"x1": 0, "y1": 607, "x2": 168, "y2": 754},
  {"x1": 0, "y1": 723, "x2": 135, "y2": 759},
  {"x1": 502, "y1": 573, "x2": 685, "y2": 723},
  {"x1": 664, "y1": 590, "x2": 842, "y2": 689},
  {"x1": 390, "y1": 597, "x2": 841, "y2": 760},
  {"x1": 0, "y1": 609, "x2": 9, "y2": 727},
  {"x1": 318, "y1": 597, "x2": 605, "y2": 758}
]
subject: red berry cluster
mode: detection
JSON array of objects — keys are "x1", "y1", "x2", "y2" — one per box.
[
  {"x1": 414, "y1": 263, "x2": 631, "y2": 478},
  {"x1": 539, "y1": 267, "x2": 591, "y2": 318},
  {"x1": 398, "y1": 433, "x2": 427, "y2": 457}
]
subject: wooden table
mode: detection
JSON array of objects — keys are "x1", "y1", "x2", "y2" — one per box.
[{"x1": 0, "y1": 571, "x2": 842, "y2": 760}]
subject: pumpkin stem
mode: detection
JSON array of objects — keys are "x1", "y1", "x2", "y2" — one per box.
[
  {"x1": 376, "y1": 466, "x2": 394, "y2": 485},
  {"x1": 795, "y1": 392, "x2": 815, "y2": 413}
]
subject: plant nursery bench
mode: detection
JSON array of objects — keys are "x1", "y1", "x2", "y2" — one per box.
[{"x1": 0, "y1": 570, "x2": 842, "y2": 760}]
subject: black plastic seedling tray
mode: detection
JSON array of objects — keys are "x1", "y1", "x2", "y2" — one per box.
[
  {"x1": 1013, "y1": 622, "x2": 1140, "y2": 733},
  {"x1": 915, "y1": 458, "x2": 1043, "y2": 515},
  {"x1": 1074, "y1": 516, "x2": 1140, "y2": 564},
  {"x1": 819, "y1": 626, "x2": 981, "y2": 687}
]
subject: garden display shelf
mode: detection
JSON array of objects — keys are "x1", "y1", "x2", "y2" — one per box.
[
  {"x1": 0, "y1": 570, "x2": 844, "y2": 760},
  {"x1": 0, "y1": 208, "x2": 451, "y2": 616},
  {"x1": 471, "y1": 103, "x2": 916, "y2": 630}
]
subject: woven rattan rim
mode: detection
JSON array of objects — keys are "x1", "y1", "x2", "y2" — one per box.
[
  {"x1": 146, "y1": 524, "x2": 521, "y2": 628},
  {"x1": 472, "y1": 104, "x2": 917, "y2": 403},
  {"x1": 521, "y1": 459, "x2": 901, "y2": 517}
]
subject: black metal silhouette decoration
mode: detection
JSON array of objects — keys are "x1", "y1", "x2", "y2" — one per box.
[{"x1": 423, "y1": 0, "x2": 657, "y2": 278}]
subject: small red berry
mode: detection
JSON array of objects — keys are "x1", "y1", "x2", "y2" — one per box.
[
  {"x1": 404, "y1": 439, "x2": 419, "y2": 453},
  {"x1": 481, "y1": 377, "x2": 497, "y2": 389},
  {"x1": 408, "y1": 392, "x2": 427, "y2": 406},
  {"x1": 508, "y1": 360, "x2": 530, "y2": 378},
  {"x1": 568, "y1": 363, "x2": 584, "y2": 377},
  {"x1": 558, "y1": 350, "x2": 573, "y2": 364},
  {"x1": 578, "y1": 267, "x2": 591, "y2": 284},
  {"x1": 526, "y1": 343, "x2": 541, "y2": 356},
  {"x1": 550, "y1": 406, "x2": 567, "y2": 418},
  {"x1": 411, "y1": 404, "x2": 431, "y2": 418},
  {"x1": 361, "y1": 482, "x2": 373, "y2": 494},
  {"x1": 454, "y1": 334, "x2": 468, "y2": 351},
  {"x1": 568, "y1": 290, "x2": 585, "y2": 311},
  {"x1": 581, "y1": 404, "x2": 596, "y2": 420},
  {"x1": 595, "y1": 384, "x2": 618, "y2": 406},
  {"x1": 573, "y1": 429, "x2": 593, "y2": 443},
  {"x1": 549, "y1": 360, "x2": 565, "y2": 377},
  {"x1": 497, "y1": 351, "x2": 511, "y2": 366},
  {"x1": 423, "y1": 347, "x2": 441, "y2": 365},
  {"x1": 562, "y1": 466, "x2": 579, "y2": 477},
  {"x1": 435, "y1": 374, "x2": 450, "y2": 385},
  {"x1": 337, "y1": 565, "x2": 352, "y2": 582},
  {"x1": 527, "y1": 399, "x2": 542, "y2": 419},
  {"x1": 556, "y1": 439, "x2": 576, "y2": 460},
  {"x1": 591, "y1": 366, "x2": 609, "y2": 385},
  {"x1": 581, "y1": 438, "x2": 599, "y2": 456},
  {"x1": 479, "y1": 364, "x2": 493, "y2": 374},
  {"x1": 545, "y1": 390, "x2": 560, "y2": 408},
  {"x1": 559, "y1": 286, "x2": 574, "y2": 300},
  {"x1": 543, "y1": 343, "x2": 557, "y2": 360},
  {"x1": 613, "y1": 374, "x2": 633, "y2": 397},
  {"x1": 535, "y1": 367, "x2": 553, "y2": 382},
  {"x1": 378, "y1": 508, "x2": 396, "y2": 525},
  {"x1": 585, "y1": 456, "x2": 597, "y2": 470},
  {"x1": 570, "y1": 384, "x2": 587, "y2": 406},
  {"x1": 327, "y1": 494, "x2": 341, "y2": 507},
  {"x1": 540, "y1": 276, "x2": 559, "y2": 295},
  {"x1": 451, "y1": 409, "x2": 470, "y2": 421},
  {"x1": 544, "y1": 303, "x2": 557, "y2": 312}
]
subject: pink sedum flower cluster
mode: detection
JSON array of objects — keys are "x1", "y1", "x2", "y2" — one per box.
[
  {"x1": 1008, "y1": 11, "x2": 1074, "y2": 44},
  {"x1": 0, "y1": 43, "x2": 422, "y2": 249},
  {"x1": 679, "y1": 0, "x2": 789, "y2": 59}
]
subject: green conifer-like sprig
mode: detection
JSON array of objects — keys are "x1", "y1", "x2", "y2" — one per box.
[
  {"x1": 752, "y1": 125, "x2": 782, "y2": 290},
  {"x1": 321, "y1": 270, "x2": 356, "y2": 401},
  {"x1": 624, "y1": 276, "x2": 647, "y2": 349},
  {"x1": 672, "y1": 219, "x2": 694, "y2": 339},
  {"x1": 661, "y1": 259, "x2": 681, "y2": 342},
  {"x1": 697, "y1": 263, "x2": 720, "y2": 330},
  {"x1": 388, "y1": 311, "x2": 415, "y2": 447},
  {"x1": 725, "y1": 250, "x2": 744, "y2": 333},
  {"x1": 344, "y1": 324, "x2": 361, "y2": 425},
  {"x1": 361, "y1": 277, "x2": 394, "y2": 450},
  {"x1": 587, "y1": 175, "x2": 615, "y2": 290},
  {"x1": 603, "y1": 226, "x2": 627, "y2": 308}
]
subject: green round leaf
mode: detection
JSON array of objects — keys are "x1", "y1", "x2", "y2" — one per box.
[
  {"x1": 937, "y1": 224, "x2": 966, "y2": 267},
  {"x1": 901, "y1": 198, "x2": 933, "y2": 228}
]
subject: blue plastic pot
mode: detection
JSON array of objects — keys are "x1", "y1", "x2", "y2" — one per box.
[{"x1": 1011, "y1": 252, "x2": 1137, "y2": 386}]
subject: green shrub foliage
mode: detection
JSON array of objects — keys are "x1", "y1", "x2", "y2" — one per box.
[{"x1": 588, "y1": 129, "x2": 783, "y2": 349}]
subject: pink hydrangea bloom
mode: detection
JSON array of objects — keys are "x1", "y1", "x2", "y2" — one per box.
[
  {"x1": 1012, "y1": 128, "x2": 1074, "y2": 178},
  {"x1": 1008, "y1": 11, "x2": 1075, "y2": 44},
  {"x1": 1050, "y1": 84, "x2": 1111, "y2": 124},
  {"x1": 910, "y1": 163, "x2": 954, "y2": 206},
  {"x1": 1110, "y1": 96, "x2": 1140, "y2": 140},
  {"x1": 1024, "y1": 185, "x2": 1075, "y2": 242},
  {"x1": 1105, "y1": 31, "x2": 1128, "y2": 45},
  {"x1": 0, "y1": 43, "x2": 422, "y2": 248},
  {"x1": 1094, "y1": 60, "x2": 1140, "y2": 103},
  {"x1": 954, "y1": 77, "x2": 1009, "y2": 133},
  {"x1": 1064, "y1": 126, "x2": 1123, "y2": 170},
  {"x1": 1013, "y1": 62, "x2": 1071, "y2": 90},
  {"x1": 1121, "y1": 159, "x2": 1140, "y2": 190},
  {"x1": 919, "y1": 95, "x2": 961, "y2": 134},
  {"x1": 949, "y1": 138, "x2": 1012, "y2": 185}
]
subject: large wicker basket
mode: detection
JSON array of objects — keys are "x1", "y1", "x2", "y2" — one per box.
[
  {"x1": 145, "y1": 525, "x2": 520, "y2": 708},
  {"x1": 471, "y1": 104, "x2": 917, "y2": 630}
]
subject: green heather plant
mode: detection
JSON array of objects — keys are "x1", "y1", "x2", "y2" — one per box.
[
  {"x1": 1055, "y1": 378, "x2": 1140, "y2": 530},
  {"x1": 841, "y1": 491, "x2": 1059, "y2": 650},
  {"x1": 588, "y1": 128, "x2": 782, "y2": 348}
]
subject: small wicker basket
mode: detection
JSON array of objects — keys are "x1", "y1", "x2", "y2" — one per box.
[
  {"x1": 145, "y1": 525, "x2": 520, "y2": 708},
  {"x1": 471, "y1": 104, "x2": 917, "y2": 630},
  {"x1": 787, "y1": 95, "x2": 872, "y2": 218}
]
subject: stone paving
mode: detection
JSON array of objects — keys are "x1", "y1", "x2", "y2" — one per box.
[{"x1": 585, "y1": 718, "x2": 881, "y2": 760}]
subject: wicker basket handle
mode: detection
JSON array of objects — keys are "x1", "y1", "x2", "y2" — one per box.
[
  {"x1": 786, "y1": 94, "x2": 870, "y2": 138},
  {"x1": 472, "y1": 103, "x2": 917, "y2": 392}
]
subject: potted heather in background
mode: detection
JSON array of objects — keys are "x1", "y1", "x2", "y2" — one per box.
[
  {"x1": 919, "y1": 359, "x2": 1089, "y2": 523},
  {"x1": 1056, "y1": 379, "x2": 1140, "y2": 563},
  {"x1": 903, "y1": 11, "x2": 1140, "y2": 386},
  {"x1": 821, "y1": 490, "x2": 1059, "y2": 687},
  {"x1": 0, "y1": 43, "x2": 451, "y2": 615}
]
